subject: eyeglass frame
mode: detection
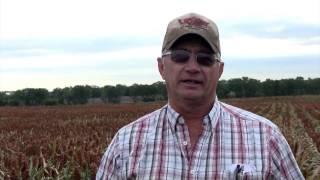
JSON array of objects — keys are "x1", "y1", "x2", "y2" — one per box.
[{"x1": 162, "y1": 49, "x2": 221, "y2": 66}]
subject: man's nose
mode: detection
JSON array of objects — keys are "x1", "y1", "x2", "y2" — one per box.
[{"x1": 185, "y1": 54, "x2": 201, "y2": 73}]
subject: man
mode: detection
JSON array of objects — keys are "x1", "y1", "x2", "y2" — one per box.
[{"x1": 96, "y1": 13, "x2": 304, "y2": 179}]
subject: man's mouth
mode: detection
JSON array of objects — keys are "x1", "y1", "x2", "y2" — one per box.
[{"x1": 181, "y1": 79, "x2": 202, "y2": 85}]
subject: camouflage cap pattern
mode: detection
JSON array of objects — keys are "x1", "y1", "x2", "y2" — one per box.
[{"x1": 162, "y1": 13, "x2": 221, "y2": 58}]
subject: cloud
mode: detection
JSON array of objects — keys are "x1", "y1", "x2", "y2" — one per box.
[
  {"x1": 222, "y1": 21, "x2": 320, "y2": 39},
  {"x1": 1, "y1": 0, "x2": 319, "y2": 91},
  {"x1": 1, "y1": 0, "x2": 319, "y2": 40},
  {"x1": 0, "y1": 44, "x2": 162, "y2": 91},
  {"x1": 0, "y1": 36, "x2": 161, "y2": 58},
  {"x1": 221, "y1": 35, "x2": 320, "y2": 59},
  {"x1": 0, "y1": 45, "x2": 160, "y2": 71},
  {"x1": 300, "y1": 36, "x2": 320, "y2": 46},
  {"x1": 222, "y1": 55, "x2": 320, "y2": 81},
  {"x1": 1, "y1": 21, "x2": 319, "y2": 60}
]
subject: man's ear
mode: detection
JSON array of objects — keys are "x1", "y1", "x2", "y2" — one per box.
[
  {"x1": 157, "y1": 57, "x2": 165, "y2": 80},
  {"x1": 218, "y1": 61, "x2": 224, "y2": 79}
]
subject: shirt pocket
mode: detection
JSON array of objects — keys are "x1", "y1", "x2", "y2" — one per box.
[
  {"x1": 235, "y1": 171, "x2": 264, "y2": 180},
  {"x1": 215, "y1": 171, "x2": 264, "y2": 180},
  {"x1": 194, "y1": 171, "x2": 237, "y2": 179}
]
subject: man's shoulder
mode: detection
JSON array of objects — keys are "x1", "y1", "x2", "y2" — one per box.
[
  {"x1": 219, "y1": 101, "x2": 279, "y2": 130},
  {"x1": 116, "y1": 105, "x2": 166, "y2": 137}
]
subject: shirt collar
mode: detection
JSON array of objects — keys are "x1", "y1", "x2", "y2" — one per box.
[{"x1": 166, "y1": 96, "x2": 221, "y2": 130}]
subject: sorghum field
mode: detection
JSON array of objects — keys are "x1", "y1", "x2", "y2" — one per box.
[{"x1": 0, "y1": 96, "x2": 319, "y2": 179}]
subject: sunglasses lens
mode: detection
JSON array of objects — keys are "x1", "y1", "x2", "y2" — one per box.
[
  {"x1": 197, "y1": 53, "x2": 214, "y2": 66},
  {"x1": 167, "y1": 50, "x2": 216, "y2": 66},
  {"x1": 170, "y1": 50, "x2": 190, "y2": 63}
]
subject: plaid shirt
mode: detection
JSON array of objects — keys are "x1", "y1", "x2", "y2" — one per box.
[{"x1": 96, "y1": 98, "x2": 304, "y2": 179}]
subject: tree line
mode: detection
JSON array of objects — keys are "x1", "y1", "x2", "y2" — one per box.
[{"x1": 0, "y1": 77, "x2": 319, "y2": 106}]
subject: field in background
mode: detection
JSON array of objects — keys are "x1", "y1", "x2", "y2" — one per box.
[{"x1": 0, "y1": 96, "x2": 319, "y2": 179}]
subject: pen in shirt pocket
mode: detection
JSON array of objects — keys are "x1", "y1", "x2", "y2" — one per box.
[{"x1": 235, "y1": 164, "x2": 244, "y2": 180}]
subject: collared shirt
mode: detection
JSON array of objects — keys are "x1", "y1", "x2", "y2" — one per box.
[{"x1": 96, "y1": 98, "x2": 304, "y2": 179}]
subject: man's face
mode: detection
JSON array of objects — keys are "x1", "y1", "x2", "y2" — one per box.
[{"x1": 158, "y1": 36, "x2": 224, "y2": 105}]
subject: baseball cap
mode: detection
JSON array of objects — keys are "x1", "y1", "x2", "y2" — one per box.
[{"x1": 162, "y1": 13, "x2": 221, "y2": 58}]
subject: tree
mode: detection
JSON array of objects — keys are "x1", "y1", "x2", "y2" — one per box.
[
  {"x1": 70, "y1": 85, "x2": 90, "y2": 104},
  {"x1": 89, "y1": 85, "x2": 102, "y2": 98},
  {"x1": 2, "y1": 77, "x2": 319, "y2": 106},
  {"x1": 9, "y1": 88, "x2": 49, "y2": 105},
  {"x1": 62, "y1": 87, "x2": 73, "y2": 104},
  {"x1": 262, "y1": 79, "x2": 275, "y2": 96},
  {"x1": 102, "y1": 85, "x2": 120, "y2": 103},
  {"x1": 293, "y1": 77, "x2": 305, "y2": 95},
  {"x1": 217, "y1": 80, "x2": 228, "y2": 98},
  {"x1": 242, "y1": 77, "x2": 262, "y2": 97},
  {"x1": 115, "y1": 84, "x2": 128, "y2": 97},
  {"x1": 151, "y1": 81, "x2": 167, "y2": 100},
  {"x1": 52, "y1": 88, "x2": 65, "y2": 104},
  {"x1": 0, "y1": 92, "x2": 9, "y2": 106},
  {"x1": 306, "y1": 78, "x2": 320, "y2": 94},
  {"x1": 228, "y1": 78, "x2": 244, "y2": 97}
]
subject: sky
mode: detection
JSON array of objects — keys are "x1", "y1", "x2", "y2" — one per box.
[{"x1": 0, "y1": 0, "x2": 319, "y2": 91}]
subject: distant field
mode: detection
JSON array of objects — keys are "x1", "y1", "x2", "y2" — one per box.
[{"x1": 0, "y1": 96, "x2": 319, "y2": 179}]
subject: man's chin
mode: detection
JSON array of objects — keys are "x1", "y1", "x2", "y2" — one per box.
[{"x1": 179, "y1": 92, "x2": 203, "y2": 101}]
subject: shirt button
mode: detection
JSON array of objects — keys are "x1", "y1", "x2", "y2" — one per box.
[
  {"x1": 190, "y1": 169, "x2": 196, "y2": 175},
  {"x1": 183, "y1": 141, "x2": 188, "y2": 146}
]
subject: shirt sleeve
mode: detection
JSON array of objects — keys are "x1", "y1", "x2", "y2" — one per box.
[
  {"x1": 269, "y1": 128, "x2": 305, "y2": 179},
  {"x1": 96, "y1": 133, "x2": 122, "y2": 180}
]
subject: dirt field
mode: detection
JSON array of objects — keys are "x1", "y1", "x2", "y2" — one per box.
[{"x1": 0, "y1": 96, "x2": 319, "y2": 179}]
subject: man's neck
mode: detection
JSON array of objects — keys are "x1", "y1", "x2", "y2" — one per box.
[
  {"x1": 169, "y1": 97, "x2": 216, "y2": 149},
  {"x1": 169, "y1": 97, "x2": 215, "y2": 122}
]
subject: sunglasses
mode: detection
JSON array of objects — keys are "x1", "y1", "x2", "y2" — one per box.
[{"x1": 162, "y1": 49, "x2": 220, "y2": 66}]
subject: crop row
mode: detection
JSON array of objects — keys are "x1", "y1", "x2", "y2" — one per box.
[{"x1": 0, "y1": 96, "x2": 320, "y2": 179}]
